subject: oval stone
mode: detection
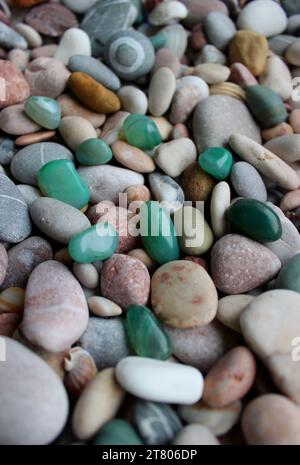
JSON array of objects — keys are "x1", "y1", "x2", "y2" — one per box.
[
  {"x1": 76, "y1": 138, "x2": 112, "y2": 166},
  {"x1": 68, "y1": 224, "x2": 118, "y2": 263},
  {"x1": 24, "y1": 96, "x2": 61, "y2": 130},
  {"x1": 237, "y1": 0, "x2": 288, "y2": 37},
  {"x1": 246, "y1": 85, "x2": 288, "y2": 129},
  {"x1": 123, "y1": 114, "x2": 162, "y2": 150},
  {"x1": 68, "y1": 54, "x2": 121, "y2": 91},
  {"x1": 230, "y1": 162, "x2": 267, "y2": 202},
  {"x1": 94, "y1": 419, "x2": 143, "y2": 446}
]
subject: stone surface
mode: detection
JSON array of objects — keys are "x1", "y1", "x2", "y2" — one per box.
[
  {"x1": 204, "y1": 11, "x2": 236, "y2": 51},
  {"x1": 76, "y1": 138, "x2": 112, "y2": 166},
  {"x1": 230, "y1": 162, "x2": 267, "y2": 202},
  {"x1": 94, "y1": 419, "x2": 142, "y2": 445},
  {"x1": 148, "y1": 67, "x2": 176, "y2": 117},
  {"x1": 112, "y1": 141, "x2": 155, "y2": 174},
  {"x1": 0, "y1": 60, "x2": 30, "y2": 109},
  {"x1": 260, "y1": 53, "x2": 292, "y2": 101},
  {"x1": 246, "y1": 85, "x2": 287, "y2": 129},
  {"x1": 59, "y1": 116, "x2": 97, "y2": 151},
  {"x1": 87, "y1": 296, "x2": 122, "y2": 317},
  {"x1": 25, "y1": 3, "x2": 78, "y2": 37},
  {"x1": 265, "y1": 134, "x2": 300, "y2": 164},
  {"x1": 155, "y1": 138, "x2": 197, "y2": 177},
  {"x1": 149, "y1": 172, "x2": 184, "y2": 214},
  {"x1": 123, "y1": 114, "x2": 161, "y2": 150},
  {"x1": 0, "y1": 136, "x2": 16, "y2": 166},
  {"x1": 181, "y1": 0, "x2": 229, "y2": 28},
  {"x1": 118, "y1": 86, "x2": 148, "y2": 115},
  {"x1": 217, "y1": 295, "x2": 254, "y2": 333},
  {"x1": 181, "y1": 163, "x2": 216, "y2": 202},
  {"x1": 24, "y1": 96, "x2": 61, "y2": 130},
  {"x1": 58, "y1": 94, "x2": 105, "y2": 128},
  {"x1": 173, "y1": 424, "x2": 220, "y2": 445},
  {"x1": 55, "y1": 28, "x2": 91, "y2": 65},
  {"x1": 0, "y1": 22, "x2": 28, "y2": 50},
  {"x1": 199, "y1": 147, "x2": 233, "y2": 181},
  {"x1": 210, "y1": 181, "x2": 230, "y2": 239}
]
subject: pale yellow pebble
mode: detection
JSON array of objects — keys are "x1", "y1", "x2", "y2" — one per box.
[
  {"x1": 210, "y1": 181, "x2": 231, "y2": 239},
  {"x1": 150, "y1": 116, "x2": 173, "y2": 141},
  {"x1": 148, "y1": 67, "x2": 176, "y2": 117},
  {"x1": 0, "y1": 287, "x2": 25, "y2": 314},
  {"x1": 128, "y1": 248, "x2": 157, "y2": 271},
  {"x1": 154, "y1": 138, "x2": 197, "y2": 177},
  {"x1": 118, "y1": 86, "x2": 148, "y2": 115},
  {"x1": 194, "y1": 63, "x2": 231, "y2": 85},
  {"x1": 87, "y1": 296, "x2": 122, "y2": 317},
  {"x1": 217, "y1": 294, "x2": 255, "y2": 333},
  {"x1": 59, "y1": 116, "x2": 97, "y2": 151},
  {"x1": 14, "y1": 23, "x2": 43, "y2": 48},
  {"x1": 210, "y1": 82, "x2": 246, "y2": 101},
  {"x1": 111, "y1": 140, "x2": 156, "y2": 174},
  {"x1": 73, "y1": 263, "x2": 99, "y2": 290}
]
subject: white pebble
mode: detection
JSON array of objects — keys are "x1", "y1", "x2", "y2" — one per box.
[{"x1": 55, "y1": 28, "x2": 91, "y2": 65}]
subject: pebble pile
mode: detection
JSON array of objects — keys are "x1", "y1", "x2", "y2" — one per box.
[{"x1": 1, "y1": 0, "x2": 300, "y2": 446}]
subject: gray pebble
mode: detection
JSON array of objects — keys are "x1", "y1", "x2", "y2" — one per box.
[
  {"x1": 0, "y1": 137, "x2": 16, "y2": 166},
  {"x1": 268, "y1": 34, "x2": 298, "y2": 56},
  {"x1": 281, "y1": 0, "x2": 300, "y2": 16},
  {"x1": 68, "y1": 55, "x2": 121, "y2": 91},
  {"x1": 17, "y1": 185, "x2": 41, "y2": 205},
  {"x1": 287, "y1": 15, "x2": 300, "y2": 35},
  {"x1": 230, "y1": 161, "x2": 267, "y2": 202},
  {"x1": 195, "y1": 44, "x2": 227, "y2": 66},
  {"x1": 204, "y1": 12, "x2": 236, "y2": 51},
  {"x1": 0, "y1": 22, "x2": 28, "y2": 50}
]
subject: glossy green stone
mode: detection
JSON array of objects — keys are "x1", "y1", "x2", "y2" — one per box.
[
  {"x1": 246, "y1": 85, "x2": 287, "y2": 129},
  {"x1": 94, "y1": 419, "x2": 143, "y2": 445},
  {"x1": 140, "y1": 201, "x2": 180, "y2": 264},
  {"x1": 276, "y1": 253, "x2": 300, "y2": 293},
  {"x1": 149, "y1": 32, "x2": 167, "y2": 50},
  {"x1": 198, "y1": 147, "x2": 233, "y2": 180},
  {"x1": 68, "y1": 224, "x2": 118, "y2": 263},
  {"x1": 227, "y1": 199, "x2": 282, "y2": 243},
  {"x1": 125, "y1": 305, "x2": 172, "y2": 360},
  {"x1": 123, "y1": 114, "x2": 161, "y2": 150},
  {"x1": 24, "y1": 96, "x2": 61, "y2": 130},
  {"x1": 37, "y1": 159, "x2": 90, "y2": 209},
  {"x1": 75, "y1": 138, "x2": 113, "y2": 166}
]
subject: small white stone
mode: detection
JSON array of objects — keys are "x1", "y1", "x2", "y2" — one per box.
[
  {"x1": 118, "y1": 86, "x2": 148, "y2": 115},
  {"x1": 148, "y1": 1, "x2": 188, "y2": 27},
  {"x1": 55, "y1": 28, "x2": 91, "y2": 65},
  {"x1": 154, "y1": 138, "x2": 197, "y2": 177},
  {"x1": 14, "y1": 23, "x2": 42, "y2": 48},
  {"x1": 210, "y1": 181, "x2": 231, "y2": 239},
  {"x1": 237, "y1": 0, "x2": 288, "y2": 38},
  {"x1": 260, "y1": 53, "x2": 292, "y2": 101}
]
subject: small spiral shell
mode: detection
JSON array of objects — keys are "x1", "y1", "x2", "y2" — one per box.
[{"x1": 64, "y1": 347, "x2": 97, "y2": 397}]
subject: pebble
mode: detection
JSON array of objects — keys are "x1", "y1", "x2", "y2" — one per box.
[
  {"x1": 230, "y1": 162, "x2": 267, "y2": 202},
  {"x1": 204, "y1": 12, "x2": 236, "y2": 51},
  {"x1": 0, "y1": 60, "x2": 30, "y2": 109},
  {"x1": 21, "y1": 260, "x2": 89, "y2": 352},
  {"x1": 240, "y1": 290, "x2": 300, "y2": 405},
  {"x1": 276, "y1": 253, "x2": 300, "y2": 293},
  {"x1": 11, "y1": 142, "x2": 73, "y2": 186},
  {"x1": 151, "y1": 260, "x2": 218, "y2": 329},
  {"x1": 237, "y1": 0, "x2": 288, "y2": 38},
  {"x1": 29, "y1": 197, "x2": 91, "y2": 244},
  {"x1": 154, "y1": 138, "x2": 197, "y2": 177},
  {"x1": 94, "y1": 418, "x2": 142, "y2": 445},
  {"x1": 260, "y1": 54, "x2": 292, "y2": 101},
  {"x1": 173, "y1": 424, "x2": 220, "y2": 446},
  {"x1": 148, "y1": 67, "x2": 176, "y2": 117},
  {"x1": 181, "y1": 162, "x2": 216, "y2": 202},
  {"x1": 0, "y1": 136, "x2": 16, "y2": 166},
  {"x1": 217, "y1": 295, "x2": 254, "y2": 333},
  {"x1": 195, "y1": 44, "x2": 227, "y2": 66},
  {"x1": 57, "y1": 94, "x2": 105, "y2": 128},
  {"x1": 289, "y1": 109, "x2": 300, "y2": 133},
  {"x1": 286, "y1": 39, "x2": 300, "y2": 66},
  {"x1": 262, "y1": 122, "x2": 293, "y2": 142},
  {"x1": 101, "y1": 111, "x2": 130, "y2": 145},
  {"x1": 160, "y1": 24, "x2": 188, "y2": 59},
  {"x1": 118, "y1": 86, "x2": 148, "y2": 115},
  {"x1": 0, "y1": 22, "x2": 28, "y2": 50},
  {"x1": 54, "y1": 28, "x2": 91, "y2": 65},
  {"x1": 269, "y1": 34, "x2": 297, "y2": 56},
  {"x1": 15, "y1": 131, "x2": 56, "y2": 147},
  {"x1": 210, "y1": 181, "x2": 230, "y2": 239},
  {"x1": 280, "y1": 190, "x2": 300, "y2": 212},
  {"x1": 152, "y1": 48, "x2": 181, "y2": 77},
  {"x1": 0, "y1": 313, "x2": 20, "y2": 336},
  {"x1": 230, "y1": 62, "x2": 258, "y2": 89},
  {"x1": 242, "y1": 394, "x2": 300, "y2": 445},
  {"x1": 14, "y1": 23, "x2": 42, "y2": 49},
  {"x1": 133, "y1": 400, "x2": 182, "y2": 445},
  {"x1": 0, "y1": 337, "x2": 68, "y2": 445},
  {"x1": 149, "y1": 172, "x2": 184, "y2": 214},
  {"x1": 63, "y1": 0, "x2": 98, "y2": 14},
  {"x1": 171, "y1": 80, "x2": 209, "y2": 124},
  {"x1": 25, "y1": 3, "x2": 78, "y2": 38},
  {"x1": 116, "y1": 356, "x2": 204, "y2": 405},
  {"x1": 211, "y1": 234, "x2": 281, "y2": 294},
  {"x1": 101, "y1": 254, "x2": 150, "y2": 310},
  {"x1": 246, "y1": 85, "x2": 288, "y2": 129},
  {"x1": 72, "y1": 263, "x2": 98, "y2": 290},
  {"x1": 229, "y1": 31, "x2": 269, "y2": 77},
  {"x1": 59, "y1": 116, "x2": 97, "y2": 151},
  {"x1": 68, "y1": 55, "x2": 120, "y2": 91},
  {"x1": 112, "y1": 140, "x2": 155, "y2": 174},
  {"x1": 31, "y1": 44, "x2": 58, "y2": 59},
  {"x1": 0, "y1": 236, "x2": 52, "y2": 290},
  {"x1": 17, "y1": 184, "x2": 41, "y2": 205},
  {"x1": 193, "y1": 96, "x2": 261, "y2": 153},
  {"x1": 25, "y1": 57, "x2": 70, "y2": 99},
  {"x1": 148, "y1": 1, "x2": 188, "y2": 26},
  {"x1": 0, "y1": 103, "x2": 42, "y2": 136},
  {"x1": 181, "y1": 0, "x2": 229, "y2": 28},
  {"x1": 7, "y1": 49, "x2": 30, "y2": 72},
  {"x1": 265, "y1": 134, "x2": 300, "y2": 164},
  {"x1": 87, "y1": 296, "x2": 122, "y2": 318},
  {"x1": 194, "y1": 63, "x2": 230, "y2": 85},
  {"x1": 0, "y1": 287, "x2": 25, "y2": 314},
  {"x1": 78, "y1": 316, "x2": 129, "y2": 370},
  {"x1": 0, "y1": 244, "x2": 7, "y2": 287}
]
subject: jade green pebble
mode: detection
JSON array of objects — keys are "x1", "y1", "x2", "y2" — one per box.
[
  {"x1": 24, "y1": 96, "x2": 61, "y2": 130},
  {"x1": 276, "y1": 253, "x2": 300, "y2": 293},
  {"x1": 94, "y1": 419, "x2": 143, "y2": 445},
  {"x1": 198, "y1": 147, "x2": 233, "y2": 180},
  {"x1": 149, "y1": 32, "x2": 167, "y2": 50},
  {"x1": 245, "y1": 85, "x2": 287, "y2": 129},
  {"x1": 75, "y1": 138, "x2": 113, "y2": 166},
  {"x1": 68, "y1": 224, "x2": 118, "y2": 263},
  {"x1": 37, "y1": 159, "x2": 90, "y2": 209},
  {"x1": 227, "y1": 199, "x2": 282, "y2": 243},
  {"x1": 125, "y1": 305, "x2": 172, "y2": 360},
  {"x1": 123, "y1": 114, "x2": 161, "y2": 150},
  {"x1": 140, "y1": 201, "x2": 180, "y2": 264}
]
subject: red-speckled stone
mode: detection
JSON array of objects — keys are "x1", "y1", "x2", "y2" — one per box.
[
  {"x1": 184, "y1": 256, "x2": 208, "y2": 271},
  {"x1": 0, "y1": 60, "x2": 30, "y2": 109},
  {"x1": 0, "y1": 313, "x2": 21, "y2": 336},
  {"x1": 25, "y1": 3, "x2": 78, "y2": 37},
  {"x1": 101, "y1": 254, "x2": 150, "y2": 310},
  {"x1": 0, "y1": 244, "x2": 7, "y2": 287},
  {"x1": 211, "y1": 234, "x2": 281, "y2": 295},
  {"x1": 203, "y1": 346, "x2": 256, "y2": 407}
]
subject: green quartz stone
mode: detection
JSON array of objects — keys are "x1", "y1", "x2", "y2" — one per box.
[
  {"x1": 37, "y1": 159, "x2": 90, "y2": 209},
  {"x1": 245, "y1": 85, "x2": 287, "y2": 129},
  {"x1": 94, "y1": 419, "x2": 143, "y2": 445},
  {"x1": 123, "y1": 114, "x2": 161, "y2": 150},
  {"x1": 276, "y1": 253, "x2": 300, "y2": 293},
  {"x1": 140, "y1": 201, "x2": 180, "y2": 264},
  {"x1": 149, "y1": 32, "x2": 167, "y2": 50},
  {"x1": 68, "y1": 224, "x2": 118, "y2": 263},
  {"x1": 24, "y1": 96, "x2": 61, "y2": 130},
  {"x1": 125, "y1": 304, "x2": 172, "y2": 360},
  {"x1": 227, "y1": 198, "x2": 282, "y2": 243},
  {"x1": 198, "y1": 147, "x2": 233, "y2": 180},
  {"x1": 75, "y1": 138, "x2": 113, "y2": 166}
]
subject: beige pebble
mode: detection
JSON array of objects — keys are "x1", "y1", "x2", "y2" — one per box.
[
  {"x1": 118, "y1": 86, "x2": 148, "y2": 115},
  {"x1": 264, "y1": 134, "x2": 300, "y2": 164},
  {"x1": 111, "y1": 140, "x2": 156, "y2": 174},
  {"x1": 148, "y1": 1, "x2": 188, "y2": 26},
  {"x1": 153, "y1": 48, "x2": 181, "y2": 77},
  {"x1": 210, "y1": 82, "x2": 246, "y2": 101},
  {"x1": 170, "y1": 85, "x2": 204, "y2": 124},
  {"x1": 260, "y1": 53, "x2": 293, "y2": 101},
  {"x1": 286, "y1": 39, "x2": 300, "y2": 66},
  {"x1": 15, "y1": 130, "x2": 56, "y2": 146},
  {"x1": 217, "y1": 294, "x2": 254, "y2": 333},
  {"x1": 210, "y1": 181, "x2": 231, "y2": 239},
  {"x1": 101, "y1": 111, "x2": 130, "y2": 145},
  {"x1": 154, "y1": 138, "x2": 197, "y2": 177},
  {"x1": 59, "y1": 116, "x2": 97, "y2": 150},
  {"x1": 173, "y1": 424, "x2": 220, "y2": 445},
  {"x1": 87, "y1": 296, "x2": 122, "y2": 317},
  {"x1": 280, "y1": 189, "x2": 300, "y2": 211},
  {"x1": 31, "y1": 44, "x2": 58, "y2": 59},
  {"x1": 193, "y1": 63, "x2": 230, "y2": 85},
  {"x1": 7, "y1": 49, "x2": 30, "y2": 71},
  {"x1": 150, "y1": 116, "x2": 173, "y2": 141},
  {"x1": 0, "y1": 103, "x2": 41, "y2": 136},
  {"x1": 14, "y1": 23, "x2": 42, "y2": 48},
  {"x1": 123, "y1": 185, "x2": 151, "y2": 208},
  {"x1": 289, "y1": 109, "x2": 300, "y2": 133},
  {"x1": 262, "y1": 123, "x2": 293, "y2": 142},
  {"x1": 148, "y1": 67, "x2": 176, "y2": 117},
  {"x1": 72, "y1": 263, "x2": 98, "y2": 290},
  {"x1": 57, "y1": 94, "x2": 106, "y2": 128},
  {"x1": 127, "y1": 248, "x2": 156, "y2": 272}
]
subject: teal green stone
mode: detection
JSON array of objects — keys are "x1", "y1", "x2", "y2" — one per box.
[
  {"x1": 37, "y1": 159, "x2": 90, "y2": 209},
  {"x1": 198, "y1": 147, "x2": 233, "y2": 180},
  {"x1": 68, "y1": 224, "x2": 118, "y2": 263},
  {"x1": 130, "y1": 0, "x2": 143, "y2": 24},
  {"x1": 24, "y1": 96, "x2": 61, "y2": 130},
  {"x1": 94, "y1": 419, "x2": 143, "y2": 445},
  {"x1": 276, "y1": 253, "x2": 300, "y2": 293},
  {"x1": 245, "y1": 85, "x2": 287, "y2": 129},
  {"x1": 149, "y1": 32, "x2": 167, "y2": 50},
  {"x1": 140, "y1": 201, "x2": 180, "y2": 264},
  {"x1": 123, "y1": 114, "x2": 161, "y2": 150},
  {"x1": 227, "y1": 199, "x2": 282, "y2": 243},
  {"x1": 125, "y1": 305, "x2": 172, "y2": 360},
  {"x1": 75, "y1": 138, "x2": 113, "y2": 166}
]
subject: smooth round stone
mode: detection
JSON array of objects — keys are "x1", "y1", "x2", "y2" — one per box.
[
  {"x1": 148, "y1": 1, "x2": 187, "y2": 26},
  {"x1": 242, "y1": 394, "x2": 300, "y2": 445},
  {"x1": 286, "y1": 39, "x2": 300, "y2": 65},
  {"x1": 58, "y1": 94, "x2": 106, "y2": 128},
  {"x1": 37, "y1": 159, "x2": 90, "y2": 210},
  {"x1": 123, "y1": 114, "x2": 161, "y2": 150},
  {"x1": 290, "y1": 109, "x2": 300, "y2": 133},
  {"x1": 69, "y1": 224, "x2": 118, "y2": 264},
  {"x1": 0, "y1": 236, "x2": 52, "y2": 290},
  {"x1": 151, "y1": 260, "x2": 218, "y2": 329},
  {"x1": 173, "y1": 424, "x2": 220, "y2": 446},
  {"x1": 211, "y1": 234, "x2": 281, "y2": 294},
  {"x1": 0, "y1": 103, "x2": 41, "y2": 136},
  {"x1": 203, "y1": 346, "x2": 256, "y2": 408},
  {"x1": 140, "y1": 201, "x2": 180, "y2": 265},
  {"x1": 260, "y1": 54, "x2": 292, "y2": 101},
  {"x1": 230, "y1": 62, "x2": 258, "y2": 89},
  {"x1": 181, "y1": 163, "x2": 216, "y2": 202},
  {"x1": 0, "y1": 136, "x2": 16, "y2": 166},
  {"x1": 0, "y1": 60, "x2": 30, "y2": 109},
  {"x1": 11, "y1": 142, "x2": 73, "y2": 186},
  {"x1": 116, "y1": 356, "x2": 203, "y2": 405},
  {"x1": 54, "y1": 28, "x2": 90, "y2": 65},
  {"x1": 78, "y1": 316, "x2": 129, "y2": 370},
  {"x1": 14, "y1": 23, "x2": 42, "y2": 48},
  {"x1": 101, "y1": 111, "x2": 130, "y2": 145},
  {"x1": 265, "y1": 134, "x2": 300, "y2": 164},
  {"x1": 125, "y1": 305, "x2": 172, "y2": 360},
  {"x1": 15, "y1": 130, "x2": 57, "y2": 147},
  {"x1": 148, "y1": 67, "x2": 176, "y2": 117},
  {"x1": 195, "y1": 44, "x2": 227, "y2": 66},
  {"x1": 76, "y1": 138, "x2": 112, "y2": 166},
  {"x1": 193, "y1": 96, "x2": 261, "y2": 153},
  {"x1": 204, "y1": 11, "x2": 236, "y2": 51},
  {"x1": 227, "y1": 199, "x2": 282, "y2": 243},
  {"x1": 149, "y1": 172, "x2": 184, "y2": 214},
  {"x1": 94, "y1": 419, "x2": 143, "y2": 446},
  {"x1": 240, "y1": 290, "x2": 300, "y2": 404},
  {"x1": 194, "y1": 63, "x2": 230, "y2": 85},
  {"x1": 68, "y1": 55, "x2": 120, "y2": 91},
  {"x1": 24, "y1": 96, "x2": 61, "y2": 130},
  {"x1": 17, "y1": 185, "x2": 41, "y2": 205},
  {"x1": 0, "y1": 337, "x2": 68, "y2": 445},
  {"x1": 133, "y1": 400, "x2": 182, "y2": 445},
  {"x1": 210, "y1": 181, "x2": 231, "y2": 239},
  {"x1": 0, "y1": 244, "x2": 7, "y2": 287},
  {"x1": 0, "y1": 22, "x2": 28, "y2": 50},
  {"x1": 63, "y1": 0, "x2": 98, "y2": 14},
  {"x1": 31, "y1": 44, "x2": 58, "y2": 59},
  {"x1": 217, "y1": 295, "x2": 254, "y2": 333},
  {"x1": 22, "y1": 260, "x2": 89, "y2": 352},
  {"x1": 199, "y1": 147, "x2": 233, "y2": 181},
  {"x1": 104, "y1": 30, "x2": 155, "y2": 81},
  {"x1": 78, "y1": 165, "x2": 144, "y2": 204},
  {"x1": 181, "y1": 0, "x2": 228, "y2": 28},
  {"x1": 282, "y1": 0, "x2": 300, "y2": 16},
  {"x1": 169, "y1": 85, "x2": 206, "y2": 125},
  {"x1": 29, "y1": 197, "x2": 91, "y2": 244},
  {"x1": 87, "y1": 296, "x2": 122, "y2": 317},
  {"x1": 152, "y1": 48, "x2": 181, "y2": 77},
  {"x1": 276, "y1": 253, "x2": 300, "y2": 293},
  {"x1": 155, "y1": 138, "x2": 197, "y2": 177},
  {"x1": 118, "y1": 86, "x2": 148, "y2": 115},
  {"x1": 230, "y1": 162, "x2": 267, "y2": 202},
  {"x1": 237, "y1": 0, "x2": 288, "y2": 38},
  {"x1": 59, "y1": 116, "x2": 97, "y2": 151},
  {"x1": 101, "y1": 254, "x2": 150, "y2": 310},
  {"x1": 246, "y1": 85, "x2": 288, "y2": 129},
  {"x1": 25, "y1": 3, "x2": 78, "y2": 37},
  {"x1": 0, "y1": 174, "x2": 31, "y2": 244},
  {"x1": 178, "y1": 400, "x2": 242, "y2": 436},
  {"x1": 25, "y1": 57, "x2": 70, "y2": 99},
  {"x1": 111, "y1": 141, "x2": 155, "y2": 173},
  {"x1": 280, "y1": 190, "x2": 300, "y2": 212},
  {"x1": 229, "y1": 31, "x2": 269, "y2": 77}
]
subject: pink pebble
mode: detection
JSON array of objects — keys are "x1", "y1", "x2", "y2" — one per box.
[{"x1": 230, "y1": 63, "x2": 258, "y2": 89}]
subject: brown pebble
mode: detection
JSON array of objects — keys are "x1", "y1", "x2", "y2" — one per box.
[
  {"x1": 189, "y1": 24, "x2": 207, "y2": 51},
  {"x1": 15, "y1": 131, "x2": 56, "y2": 146},
  {"x1": 0, "y1": 288, "x2": 25, "y2": 314},
  {"x1": 54, "y1": 248, "x2": 73, "y2": 265},
  {"x1": 0, "y1": 313, "x2": 21, "y2": 336},
  {"x1": 57, "y1": 94, "x2": 106, "y2": 129},
  {"x1": 181, "y1": 162, "x2": 216, "y2": 202},
  {"x1": 184, "y1": 256, "x2": 208, "y2": 271},
  {"x1": 25, "y1": 3, "x2": 78, "y2": 37},
  {"x1": 262, "y1": 123, "x2": 293, "y2": 142},
  {"x1": 229, "y1": 31, "x2": 269, "y2": 77},
  {"x1": 123, "y1": 185, "x2": 151, "y2": 209}
]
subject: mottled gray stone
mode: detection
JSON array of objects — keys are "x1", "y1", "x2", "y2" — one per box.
[
  {"x1": 231, "y1": 161, "x2": 267, "y2": 202},
  {"x1": 68, "y1": 55, "x2": 121, "y2": 90}
]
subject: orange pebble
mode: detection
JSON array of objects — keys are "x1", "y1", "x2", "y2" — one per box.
[
  {"x1": 0, "y1": 287, "x2": 25, "y2": 314},
  {"x1": 15, "y1": 130, "x2": 56, "y2": 146},
  {"x1": 262, "y1": 122, "x2": 293, "y2": 141}
]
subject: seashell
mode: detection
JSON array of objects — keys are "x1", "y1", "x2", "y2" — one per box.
[
  {"x1": 161, "y1": 24, "x2": 188, "y2": 58},
  {"x1": 148, "y1": 1, "x2": 188, "y2": 26},
  {"x1": 0, "y1": 287, "x2": 25, "y2": 314},
  {"x1": 210, "y1": 82, "x2": 246, "y2": 101},
  {"x1": 64, "y1": 347, "x2": 97, "y2": 397}
]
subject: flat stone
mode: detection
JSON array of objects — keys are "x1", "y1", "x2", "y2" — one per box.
[
  {"x1": 0, "y1": 60, "x2": 30, "y2": 109},
  {"x1": 58, "y1": 94, "x2": 106, "y2": 128},
  {"x1": 118, "y1": 86, "x2": 148, "y2": 115},
  {"x1": 230, "y1": 162, "x2": 267, "y2": 202},
  {"x1": 194, "y1": 63, "x2": 231, "y2": 85},
  {"x1": 269, "y1": 35, "x2": 297, "y2": 56},
  {"x1": 25, "y1": 3, "x2": 78, "y2": 37},
  {"x1": 55, "y1": 29, "x2": 91, "y2": 65},
  {"x1": 195, "y1": 44, "x2": 227, "y2": 66},
  {"x1": 0, "y1": 103, "x2": 41, "y2": 136},
  {"x1": 68, "y1": 55, "x2": 120, "y2": 91},
  {"x1": 59, "y1": 116, "x2": 97, "y2": 151},
  {"x1": 217, "y1": 294, "x2": 254, "y2": 333},
  {"x1": 265, "y1": 135, "x2": 300, "y2": 164},
  {"x1": 259, "y1": 54, "x2": 292, "y2": 101},
  {"x1": 111, "y1": 141, "x2": 155, "y2": 174},
  {"x1": 210, "y1": 181, "x2": 231, "y2": 239}
]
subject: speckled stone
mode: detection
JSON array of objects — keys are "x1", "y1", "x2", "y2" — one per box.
[
  {"x1": 0, "y1": 60, "x2": 30, "y2": 109},
  {"x1": 25, "y1": 3, "x2": 78, "y2": 37},
  {"x1": 68, "y1": 55, "x2": 121, "y2": 91},
  {"x1": 0, "y1": 136, "x2": 16, "y2": 166},
  {"x1": 230, "y1": 162, "x2": 267, "y2": 202},
  {"x1": 180, "y1": 163, "x2": 216, "y2": 202},
  {"x1": 0, "y1": 244, "x2": 7, "y2": 287}
]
